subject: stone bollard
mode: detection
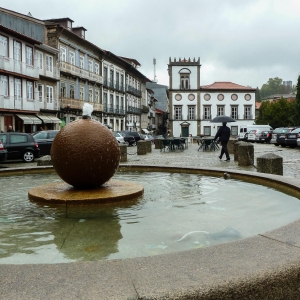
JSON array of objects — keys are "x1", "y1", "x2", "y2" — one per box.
[
  {"x1": 227, "y1": 138, "x2": 237, "y2": 154},
  {"x1": 234, "y1": 141, "x2": 243, "y2": 161},
  {"x1": 238, "y1": 142, "x2": 254, "y2": 166},
  {"x1": 144, "y1": 140, "x2": 152, "y2": 153},
  {"x1": 154, "y1": 139, "x2": 163, "y2": 150},
  {"x1": 257, "y1": 153, "x2": 283, "y2": 175},
  {"x1": 119, "y1": 144, "x2": 127, "y2": 162},
  {"x1": 137, "y1": 140, "x2": 147, "y2": 155},
  {"x1": 36, "y1": 155, "x2": 52, "y2": 166}
]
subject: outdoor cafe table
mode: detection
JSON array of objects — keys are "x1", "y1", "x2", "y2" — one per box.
[{"x1": 197, "y1": 138, "x2": 219, "y2": 151}]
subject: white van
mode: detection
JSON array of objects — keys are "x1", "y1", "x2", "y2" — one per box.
[{"x1": 239, "y1": 125, "x2": 272, "y2": 141}]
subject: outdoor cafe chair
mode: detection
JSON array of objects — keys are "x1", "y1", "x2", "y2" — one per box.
[{"x1": 161, "y1": 139, "x2": 171, "y2": 152}]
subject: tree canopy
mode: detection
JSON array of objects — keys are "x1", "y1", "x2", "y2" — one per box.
[{"x1": 259, "y1": 77, "x2": 295, "y2": 100}]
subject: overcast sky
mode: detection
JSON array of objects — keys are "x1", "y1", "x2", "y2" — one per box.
[{"x1": 2, "y1": 0, "x2": 300, "y2": 88}]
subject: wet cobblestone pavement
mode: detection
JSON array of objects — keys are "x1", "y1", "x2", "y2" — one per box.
[{"x1": 1, "y1": 142, "x2": 300, "y2": 178}]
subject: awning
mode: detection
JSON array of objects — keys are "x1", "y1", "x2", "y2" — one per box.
[
  {"x1": 27, "y1": 115, "x2": 42, "y2": 124},
  {"x1": 142, "y1": 128, "x2": 150, "y2": 134},
  {"x1": 36, "y1": 115, "x2": 62, "y2": 124},
  {"x1": 36, "y1": 115, "x2": 54, "y2": 123},
  {"x1": 16, "y1": 114, "x2": 33, "y2": 124},
  {"x1": 48, "y1": 116, "x2": 62, "y2": 124}
]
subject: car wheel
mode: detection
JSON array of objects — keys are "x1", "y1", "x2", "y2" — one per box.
[
  {"x1": 23, "y1": 151, "x2": 34, "y2": 162},
  {"x1": 274, "y1": 144, "x2": 279, "y2": 146},
  {"x1": 281, "y1": 144, "x2": 286, "y2": 147}
]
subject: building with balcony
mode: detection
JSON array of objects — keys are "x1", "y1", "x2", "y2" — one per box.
[
  {"x1": 44, "y1": 18, "x2": 104, "y2": 125},
  {"x1": 167, "y1": 57, "x2": 256, "y2": 137},
  {"x1": 0, "y1": 8, "x2": 61, "y2": 133}
]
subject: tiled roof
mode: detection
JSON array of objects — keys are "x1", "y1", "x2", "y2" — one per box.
[
  {"x1": 201, "y1": 82, "x2": 256, "y2": 91},
  {"x1": 256, "y1": 102, "x2": 262, "y2": 109}
]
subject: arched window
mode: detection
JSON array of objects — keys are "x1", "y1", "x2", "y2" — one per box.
[{"x1": 179, "y1": 68, "x2": 191, "y2": 90}]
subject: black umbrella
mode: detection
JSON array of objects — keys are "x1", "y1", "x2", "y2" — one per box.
[{"x1": 210, "y1": 115, "x2": 236, "y2": 123}]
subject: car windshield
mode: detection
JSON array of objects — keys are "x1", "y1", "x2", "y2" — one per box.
[{"x1": 113, "y1": 132, "x2": 121, "y2": 137}]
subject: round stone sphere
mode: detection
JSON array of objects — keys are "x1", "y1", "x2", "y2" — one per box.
[{"x1": 51, "y1": 119, "x2": 120, "y2": 189}]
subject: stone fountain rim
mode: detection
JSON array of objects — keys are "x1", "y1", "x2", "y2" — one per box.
[{"x1": 1, "y1": 164, "x2": 300, "y2": 299}]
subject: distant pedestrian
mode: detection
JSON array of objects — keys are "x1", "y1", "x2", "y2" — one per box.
[
  {"x1": 214, "y1": 122, "x2": 230, "y2": 161},
  {"x1": 7, "y1": 125, "x2": 14, "y2": 132}
]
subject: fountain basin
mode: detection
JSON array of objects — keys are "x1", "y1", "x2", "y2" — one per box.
[{"x1": 1, "y1": 165, "x2": 300, "y2": 299}]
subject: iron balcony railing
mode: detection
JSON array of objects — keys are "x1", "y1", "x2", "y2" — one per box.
[{"x1": 126, "y1": 85, "x2": 142, "y2": 97}]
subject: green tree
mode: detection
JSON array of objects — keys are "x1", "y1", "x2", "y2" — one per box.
[
  {"x1": 260, "y1": 77, "x2": 283, "y2": 98},
  {"x1": 255, "y1": 87, "x2": 261, "y2": 102},
  {"x1": 295, "y1": 74, "x2": 300, "y2": 125}
]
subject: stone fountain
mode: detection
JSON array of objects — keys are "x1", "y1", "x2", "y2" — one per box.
[{"x1": 28, "y1": 103, "x2": 143, "y2": 204}]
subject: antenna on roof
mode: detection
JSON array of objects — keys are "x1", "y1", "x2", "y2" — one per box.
[
  {"x1": 27, "y1": 12, "x2": 32, "y2": 17},
  {"x1": 153, "y1": 58, "x2": 158, "y2": 83}
]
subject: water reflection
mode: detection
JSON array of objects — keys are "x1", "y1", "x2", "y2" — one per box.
[{"x1": 1, "y1": 172, "x2": 300, "y2": 264}]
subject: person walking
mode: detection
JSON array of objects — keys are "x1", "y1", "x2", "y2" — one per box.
[{"x1": 214, "y1": 122, "x2": 231, "y2": 161}]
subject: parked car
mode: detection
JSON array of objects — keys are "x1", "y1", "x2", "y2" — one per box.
[
  {"x1": 276, "y1": 127, "x2": 296, "y2": 147},
  {"x1": 254, "y1": 130, "x2": 264, "y2": 143},
  {"x1": 270, "y1": 127, "x2": 284, "y2": 145},
  {"x1": 0, "y1": 140, "x2": 8, "y2": 162},
  {"x1": 246, "y1": 130, "x2": 258, "y2": 142},
  {"x1": 119, "y1": 131, "x2": 142, "y2": 144},
  {"x1": 257, "y1": 131, "x2": 273, "y2": 143},
  {"x1": 113, "y1": 132, "x2": 126, "y2": 144},
  {"x1": 141, "y1": 134, "x2": 154, "y2": 143},
  {"x1": 0, "y1": 132, "x2": 40, "y2": 162},
  {"x1": 285, "y1": 128, "x2": 300, "y2": 148},
  {"x1": 32, "y1": 130, "x2": 59, "y2": 156},
  {"x1": 116, "y1": 131, "x2": 136, "y2": 146}
]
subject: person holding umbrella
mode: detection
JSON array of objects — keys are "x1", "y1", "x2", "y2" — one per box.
[{"x1": 214, "y1": 122, "x2": 231, "y2": 161}]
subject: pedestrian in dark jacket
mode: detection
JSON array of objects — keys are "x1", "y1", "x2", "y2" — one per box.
[{"x1": 214, "y1": 122, "x2": 231, "y2": 161}]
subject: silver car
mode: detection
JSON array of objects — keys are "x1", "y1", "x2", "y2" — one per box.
[{"x1": 113, "y1": 132, "x2": 126, "y2": 144}]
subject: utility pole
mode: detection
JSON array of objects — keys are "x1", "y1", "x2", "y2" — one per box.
[{"x1": 153, "y1": 58, "x2": 157, "y2": 83}]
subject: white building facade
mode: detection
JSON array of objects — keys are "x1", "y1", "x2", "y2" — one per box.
[{"x1": 168, "y1": 57, "x2": 256, "y2": 137}]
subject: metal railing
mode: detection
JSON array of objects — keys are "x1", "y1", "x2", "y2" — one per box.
[
  {"x1": 60, "y1": 61, "x2": 103, "y2": 84},
  {"x1": 0, "y1": 95, "x2": 41, "y2": 110}
]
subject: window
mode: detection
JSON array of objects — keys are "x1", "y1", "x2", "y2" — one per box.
[
  {"x1": 80, "y1": 55, "x2": 84, "y2": 69},
  {"x1": 120, "y1": 74, "x2": 124, "y2": 90},
  {"x1": 26, "y1": 81, "x2": 33, "y2": 99},
  {"x1": 13, "y1": 41, "x2": 21, "y2": 61},
  {"x1": 110, "y1": 69, "x2": 114, "y2": 87},
  {"x1": 231, "y1": 94, "x2": 238, "y2": 101},
  {"x1": 203, "y1": 106, "x2": 211, "y2": 120},
  {"x1": 46, "y1": 86, "x2": 53, "y2": 103},
  {"x1": 88, "y1": 59, "x2": 93, "y2": 72},
  {"x1": 89, "y1": 89, "x2": 93, "y2": 102},
  {"x1": 95, "y1": 89, "x2": 100, "y2": 103},
  {"x1": 180, "y1": 75, "x2": 189, "y2": 89},
  {"x1": 69, "y1": 50, "x2": 75, "y2": 65},
  {"x1": 60, "y1": 46, "x2": 66, "y2": 62},
  {"x1": 203, "y1": 126, "x2": 211, "y2": 136},
  {"x1": 116, "y1": 95, "x2": 119, "y2": 112},
  {"x1": 36, "y1": 51, "x2": 43, "y2": 69},
  {"x1": 188, "y1": 106, "x2": 195, "y2": 120},
  {"x1": 116, "y1": 72, "x2": 119, "y2": 89},
  {"x1": 46, "y1": 55, "x2": 53, "y2": 72},
  {"x1": 70, "y1": 84, "x2": 75, "y2": 99},
  {"x1": 10, "y1": 134, "x2": 28, "y2": 144},
  {"x1": 94, "y1": 63, "x2": 99, "y2": 75},
  {"x1": 244, "y1": 94, "x2": 251, "y2": 101},
  {"x1": 217, "y1": 105, "x2": 224, "y2": 116},
  {"x1": 204, "y1": 93, "x2": 211, "y2": 101},
  {"x1": 231, "y1": 106, "x2": 238, "y2": 119},
  {"x1": 0, "y1": 35, "x2": 8, "y2": 57},
  {"x1": 120, "y1": 96, "x2": 124, "y2": 111},
  {"x1": 244, "y1": 106, "x2": 252, "y2": 119},
  {"x1": 174, "y1": 106, "x2": 182, "y2": 120},
  {"x1": 67, "y1": 20, "x2": 72, "y2": 30},
  {"x1": 26, "y1": 46, "x2": 33, "y2": 65},
  {"x1": 80, "y1": 86, "x2": 84, "y2": 100},
  {"x1": 38, "y1": 84, "x2": 43, "y2": 102},
  {"x1": 1, "y1": 75, "x2": 8, "y2": 96},
  {"x1": 60, "y1": 82, "x2": 66, "y2": 98},
  {"x1": 103, "y1": 93, "x2": 108, "y2": 111},
  {"x1": 217, "y1": 94, "x2": 224, "y2": 101},
  {"x1": 14, "y1": 78, "x2": 21, "y2": 100},
  {"x1": 109, "y1": 94, "x2": 113, "y2": 112},
  {"x1": 103, "y1": 67, "x2": 108, "y2": 85},
  {"x1": 231, "y1": 126, "x2": 238, "y2": 136}
]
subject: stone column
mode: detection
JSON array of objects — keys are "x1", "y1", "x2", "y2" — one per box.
[
  {"x1": 137, "y1": 140, "x2": 147, "y2": 155},
  {"x1": 257, "y1": 153, "x2": 283, "y2": 175},
  {"x1": 119, "y1": 144, "x2": 127, "y2": 162},
  {"x1": 227, "y1": 138, "x2": 237, "y2": 154},
  {"x1": 144, "y1": 140, "x2": 152, "y2": 153},
  {"x1": 238, "y1": 142, "x2": 254, "y2": 166},
  {"x1": 234, "y1": 141, "x2": 243, "y2": 161}
]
